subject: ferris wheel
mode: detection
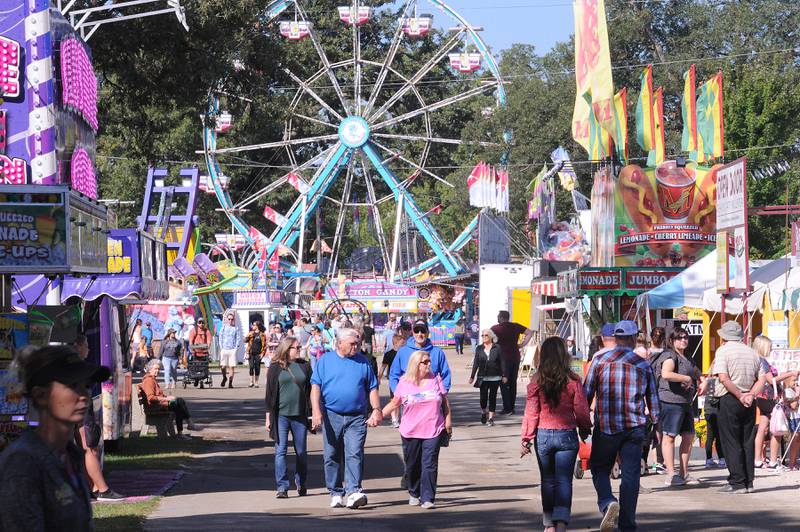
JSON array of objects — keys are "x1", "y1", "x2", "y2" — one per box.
[{"x1": 202, "y1": 0, "x2": 507, "y2": 280}]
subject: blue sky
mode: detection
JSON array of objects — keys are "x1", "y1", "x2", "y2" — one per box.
[{"x1": 430, "y1": 0, "x2": 574, "y2": 54}]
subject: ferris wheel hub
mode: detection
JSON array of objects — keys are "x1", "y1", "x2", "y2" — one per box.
[{"x1": 338, "y1": 116, "x2": 370, "y2": 148}]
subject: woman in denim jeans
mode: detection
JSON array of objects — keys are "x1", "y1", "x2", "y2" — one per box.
[
  {"x1": 265, "y1": 337, "x2": 312, "y2": 498},
  {"x1": 521, "y1": 337, "x2": 592, "y2": 532}
]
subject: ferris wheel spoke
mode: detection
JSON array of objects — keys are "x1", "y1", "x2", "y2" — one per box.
[
  {"x1": 359, "y1": 152, "x2": 392, "y2": 272},
  {"x1": 361, "y1": 0, "x2": 416, "y2": 117},
  {"x1": 371, "y1": 140, "x2": 453, "y2": 188},
  {"x1": 371, "y1": 81, "x2": 498, "y2": 131},
  {"x1": 294, "y1": 1, "x2": 351, "y2": 115},
  {"x1": 294, "y1": 113, "x2": 338, "y2": 130},
  {"x1": 352, "y1": 0, "x2": 362, "y2": 115},
  {"x1": 373, "y1": 132, "x2": 499, "y2": 147},
  {"x1": 233, "y1": 144, "x2": 337, "y2": 210},
  {"x1": 284, "y1": 68, "x2": 345, "y2": 122},
  {"x1": 367, "y1": 28, "x2": 466, "y2": 122},
  {"x1": 210, "y1": 133, "x2": 339, "y2": 155},
  {"x1": 327, "y1": 160, "x2": 355, "y2": 276}
]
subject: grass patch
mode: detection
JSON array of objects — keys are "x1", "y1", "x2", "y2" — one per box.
[
  {"x1": 94, "y1": 498, "x2": 159, "y2": 532},
  {"x1": 105, "y1": 436, "x2": 214, "y2": 470}
]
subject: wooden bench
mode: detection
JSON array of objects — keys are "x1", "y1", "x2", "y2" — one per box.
[{"x1": 136, "y1": 384, "x2": 176, "y2": 438}]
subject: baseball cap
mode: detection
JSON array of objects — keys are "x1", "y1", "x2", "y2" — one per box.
[
  {"x1": 25, "y1": 346, "x2": 111, "y2": 391},
  {"x1": 412, "y1": 319, "x2": 429, "y2": 333},
  {"x1": 614, "y1": 320, "x2": 639, "y2": 337},
  {"x1": 600, "y1": 323, "x2": 616, "y2": 337}
]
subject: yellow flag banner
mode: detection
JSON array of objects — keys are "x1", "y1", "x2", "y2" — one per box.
[
  {"x1": 612, "y1": 88, "x2": 628, "y2": 163},
  {"x1": 696, "y1": 72, "x2": 725, "y2": 160},
  {"x1": 681, "y1": 65, "x2": 698, "y2": 152},
  {"x1": 572, "y1": 0, "x2": 614, "y2": 155},
  {"x1": 635, "y1": 65, "x2": 655, "y2": 152},
  {"x1": 649, "y1": 87, "x2": 666, "y2": 166}
]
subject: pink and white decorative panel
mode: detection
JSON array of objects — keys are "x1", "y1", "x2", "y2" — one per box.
[
  {"x1": 60, "y1": 37, "x2": 98, "y2": 131},
  {"x1": 70, "y1": 147, "x2": 97, "y2": 199},
  {"x1": 0, "y1": 36, "x2": 21, "y2": 98},
  {"x1": 0, "y1": 154, "x2": 27, "y2": 184}
]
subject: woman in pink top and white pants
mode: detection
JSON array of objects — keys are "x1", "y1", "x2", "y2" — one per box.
[
  {"x1": 521, "y1": 337, "x2": 592, "y2": 532},
  {"x1": 383, "y1": 349, "x2": 452, "y2": 509}
]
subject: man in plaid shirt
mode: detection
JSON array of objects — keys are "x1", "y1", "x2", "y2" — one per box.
[{"x1": 584, "y1": 320, "x2": 659, "y2": 532}]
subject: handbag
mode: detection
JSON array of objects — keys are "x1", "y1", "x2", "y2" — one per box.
[
  {"x1": 770, "y1": 379, "x2": 788, "y2": 436},
  {"x1": 473, "y1": 377, "x2": 483, "y2": 388},
  {"x1": 439, "y1": 428, "x2": 452, "y2": 447}
]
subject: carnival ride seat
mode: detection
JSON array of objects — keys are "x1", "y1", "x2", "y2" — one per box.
[{"x1": 136, "y1": 384, "x2": 176, "y2": 438}]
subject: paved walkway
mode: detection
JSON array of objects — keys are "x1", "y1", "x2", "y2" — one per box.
[{"x1": 145, "y1": 350, "x2": 800, "y2": 531}]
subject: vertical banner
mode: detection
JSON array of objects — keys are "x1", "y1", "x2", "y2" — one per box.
[
  {"x1": 792, "y1": 221, "x2": 800, "y2": 268},
  {"x1": 572, "y1": 0, "x2": 614, "y2": 155},
  {"x1": 715, "y1": 157, "x2": 748, "y2": 292},
  {"x1": 716, "y1": 231, "x2": 729, "y2": 293}
]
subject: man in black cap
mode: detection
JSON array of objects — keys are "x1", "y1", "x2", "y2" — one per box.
[{"x1": 389, "y1": 319, "x2": 451, "y2": 393}]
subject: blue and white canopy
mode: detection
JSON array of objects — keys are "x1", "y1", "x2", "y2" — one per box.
[{"x1": 639, "y1": 251, "x2": 718, "y2": 310}]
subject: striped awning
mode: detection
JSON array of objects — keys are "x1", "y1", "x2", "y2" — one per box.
[{"x1": 532, "y1": 279, "x2": 558, "y2": 297}]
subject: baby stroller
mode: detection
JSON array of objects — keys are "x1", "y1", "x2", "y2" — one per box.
[{"x1": 183, "y1": 355, "x2": 212, "y2": 388}]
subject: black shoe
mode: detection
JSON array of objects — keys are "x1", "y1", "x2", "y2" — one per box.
[
  {"x1": 500, "y1": 410, "x2": 513, "y2": 416},
  {"x1": 297, "y1": 486, "x2": 307, "y2": 496},
  {"x1": 276, "y1": 491, "x2": 288, "y2": 499},
  {"x1": 480, "y1": 413, "x2": 487, "y2": 424},
  {"x1": 96, "y1": 489, "x2": 126, "y2": 501},
  {"x1": 228, "y1": 381, "x2": 233, "y2": 388},
  {"x1": 200, "y1": 382, "x2": 204, "y2": 389},
  {"x1": 89, "y1": 491, "x2": 98, "y2": 500},
  {"x1": 193, "y1": 381, "x2": 199, "y2": 387},
  {"x1": 220, "y1": 376, "x2": 227, "y2": 387}
]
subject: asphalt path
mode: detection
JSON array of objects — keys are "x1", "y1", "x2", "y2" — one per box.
[{"x1": 145, "y1": 349, "x2": 800, "y2": 531}]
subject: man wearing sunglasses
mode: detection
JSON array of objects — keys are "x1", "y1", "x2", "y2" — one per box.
[{"x1": 388, "y1": 319, "x2": 451, "y2": 394}]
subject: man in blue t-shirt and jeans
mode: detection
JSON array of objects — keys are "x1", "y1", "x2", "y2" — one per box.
[{"x1": 311, "y1": 328, "x2": 383, "y2": 510}]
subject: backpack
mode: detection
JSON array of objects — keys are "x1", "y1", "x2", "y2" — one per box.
[{"x1": 650, "y1": 350, "x2": 678, "y2": 391}]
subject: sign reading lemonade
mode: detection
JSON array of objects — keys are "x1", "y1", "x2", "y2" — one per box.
[{"x1": 614, "y1": 161, "x2": 720, "y2": 267}]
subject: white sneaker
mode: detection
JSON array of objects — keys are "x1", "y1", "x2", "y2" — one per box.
[
  {"x1": 683, "y1": 475, "x2": 701, "y2": 485},
  {"x1": 330, "y1": 495, "x2": 344, "y2": 508},
  {"x1": 600, "y1": 501, "x2": 619, "y2": 531},
  {"x1": 346, "y1": 492, "x2": 367, "y2": 509},
  {"x1": 421, "y1": 501, "x2": 435, "y2": 509},
  {"x1": 408, "y1": 496, "x2": 420, "y2": 506},
  {"x1": 665, "y1": 474, "x2": 686, "y2": 487}
]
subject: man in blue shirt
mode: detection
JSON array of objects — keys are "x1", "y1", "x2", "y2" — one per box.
[
  {"x1": 311, "y1": 328, "x2": 382, "y2": 510},
  {"x1": 389, "y1": 319, "x2": 451, "y2": 393},
  {"x1": 141, "y1": 322, "x2": 154, "y2": 359}
]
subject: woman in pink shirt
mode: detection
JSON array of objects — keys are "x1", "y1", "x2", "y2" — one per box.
[
  {"x1": 383, "y1": 350, "x2": 452, "y2": 509},
  {"x1": 521, "y1": 337, "x2": 592, "y2": 532}
]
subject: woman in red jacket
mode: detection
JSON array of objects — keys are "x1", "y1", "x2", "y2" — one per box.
[{"x1": 521, "y1": 337, "x2": 592, "y2": 532}]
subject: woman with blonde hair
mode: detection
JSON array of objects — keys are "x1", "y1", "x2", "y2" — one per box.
[
  {"x1": 383, "y1": 350, "x2": 452, "y2": 509},
  {"x1": 752, "y1": 335, "x2": 795, "y2": 468},
  {"x1": 265, "y1": 336, "x2": 312, "y2": 498},
  {"x1": 469, "y1": 329, "x2": 504, "y2": 426}
]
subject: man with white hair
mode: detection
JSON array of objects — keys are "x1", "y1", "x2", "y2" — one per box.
[{"x1": 311, "y1": 328, "x2": 382, "y2": 509}]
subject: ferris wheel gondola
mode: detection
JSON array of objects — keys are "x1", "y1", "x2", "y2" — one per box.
[{"x1": 202, "y1": 0, "x2": 508, "y2": 281}]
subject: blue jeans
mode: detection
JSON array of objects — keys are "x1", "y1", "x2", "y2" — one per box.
[
  {"x1": 162, "y1": 357, "x2": 178, "y2": 387},
  {"x1": 402, "y1": 436, "x2": 442, "y2": 503},
  {"x1": 535, "y1": 429, "x2": 580, "y2": 526},
  {"x1": 469, "y1": 337, "x2": 478, "y2": 354},
  {"x1": 322, "y1": 410, "x2": 367, "y2": 496},
  {"x1": 590, "y1": 425, "x2": 646, "y2": 532},
  {"x1": 275, "y1": 415, "x2": 308, "y2": 492}
]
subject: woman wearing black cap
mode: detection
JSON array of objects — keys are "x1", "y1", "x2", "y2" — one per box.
[{"x1": 0, "y1": 345, "x2": 111, "y2": 531}]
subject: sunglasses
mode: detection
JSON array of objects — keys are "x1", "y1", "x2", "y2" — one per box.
[
  {"x1": 419, "y1": 360, "x2": 431, "y2": 365},
  {"x1": 413, "y1": 328, "x2": 427, "y2": 334},
  {"x1": 481, "y1": 334, "x2": 490, "y2": 337},
  {"x1": 675, "y1": 335, "x2": 689, "y2": 341}
]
